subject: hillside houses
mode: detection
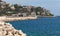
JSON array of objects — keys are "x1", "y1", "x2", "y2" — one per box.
[{"x1": 0, "y1": 0, "x2": 53, "y2": 16}]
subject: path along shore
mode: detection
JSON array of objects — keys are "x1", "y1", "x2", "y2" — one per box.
[{"x1": 0, "y1": 16, "x2": 37, "y2": 22}]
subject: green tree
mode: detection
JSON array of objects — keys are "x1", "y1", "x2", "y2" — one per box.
[{"x1": 36, "y1": 7, "x2": 43, "y2": 15}]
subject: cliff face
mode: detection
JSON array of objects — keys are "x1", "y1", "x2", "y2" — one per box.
[
  {"x1": 0, "y1": 22, "x2": 26, "y2": 36},
  {"x1": 0, "y1": 0, "x2": 53, "y2": 16}
]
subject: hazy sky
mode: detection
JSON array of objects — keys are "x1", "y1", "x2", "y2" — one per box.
[{"x1": 4, "y1": 0, "x2": 60, "y2": 16}]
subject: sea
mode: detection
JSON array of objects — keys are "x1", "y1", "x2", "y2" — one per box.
[{"x1": 8, "y1": 16, "x2": 60, "y2": 36}]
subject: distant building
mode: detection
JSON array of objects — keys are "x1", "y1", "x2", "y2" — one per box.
[
  {"x1": 22, "y1": 13, "x2": 27, "y2": 17},
  {"x1": 8, "y1": 3, "x2": 12, "y2": 7},
  {"x1": 31, "y1": 12, "x2": 36, "y2": 17},
  {"x1": 37, "y1": 12, "x2": 40, "y2": 15},
  {"x1": 18, "y1": 13, "x2": 28, "y2": 17},
  {"x1": 12, "y1": 14, "x2": 18, "y2": 17},
  {"x1": 46, "y1": 10, "x2": 51, "y2": 16},
  {"x1": 10, "y1": 5, "x2": 15, "y2": 10},
  {"x1": 41, "y1": 8, "x2": 46, "y2": 16},
  {"x1": 0, "y1": 0, "x2": 6, "y2": 5},
  {"x1": 7, "y1": 11, "x2": 13, "y2": 13},
  {"x1": 26, "y1": 6, "x2": 32, "y2": 12},
  {"x1": 12, "y1": 13, "x2": 28, "y2": 17},
  {"x1": 7, "y1": 4, "x2": 15, "y2": 10},
  {"x1": 17, "y1": 13, "x2": 23, "y2": 17},
  {"x1": 41, "y1": 12, "x2": 46, "y2": 16}
]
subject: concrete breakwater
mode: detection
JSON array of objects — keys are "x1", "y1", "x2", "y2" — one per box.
[
  {"x1": 0, "y1": 22, "x2": 26, "y2": 36},
  {"x1": 0, "y1": 16, "x2": 37, "y2": 21}
]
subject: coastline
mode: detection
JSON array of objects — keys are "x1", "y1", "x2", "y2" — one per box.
[
  {"x1": 0, "y1": 16, "x2": 55, "y2": 22},
  {"x1": 0, "y1": 16, "x2": 37, "y2": 22},
  {"x1": 37, "y1": 16, "x2": 56, "y2": 18},
  {"x1": 0, "y1": 16, "x2": 27, "y2": 36}
]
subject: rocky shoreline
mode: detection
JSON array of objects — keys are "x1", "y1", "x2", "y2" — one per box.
[
  {"x1": 0, "y1": 16, "x2": 37, "y2": 36},
  {"x1": 0, "y1": 22, "x2": 26, "y2": 36}
]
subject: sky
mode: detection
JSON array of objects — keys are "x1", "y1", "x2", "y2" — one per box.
[{"x1": 4, "y1": 0, "x2": 60, "y2": 16}]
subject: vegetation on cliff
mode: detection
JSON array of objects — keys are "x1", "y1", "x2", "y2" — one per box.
[{"x1": 0, "y1": 0, "x2": 53, "y2": 16}]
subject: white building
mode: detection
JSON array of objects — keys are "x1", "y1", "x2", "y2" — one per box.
[{"x1": 31, "y1": 12, "x2": 36, "y2": 17}]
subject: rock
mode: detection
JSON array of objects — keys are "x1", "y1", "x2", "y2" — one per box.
[{"x1": 0, "y1": 22, "x2": 26, "y2": 36}]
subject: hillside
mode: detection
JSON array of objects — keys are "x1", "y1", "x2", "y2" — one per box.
[{"x1": 0, "y1": 0, "x2": 54, "y2": 17}]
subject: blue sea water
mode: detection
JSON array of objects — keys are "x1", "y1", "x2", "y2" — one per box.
[{"x1": 9, "y1": 17, "x2": 60, "y2": 36}]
